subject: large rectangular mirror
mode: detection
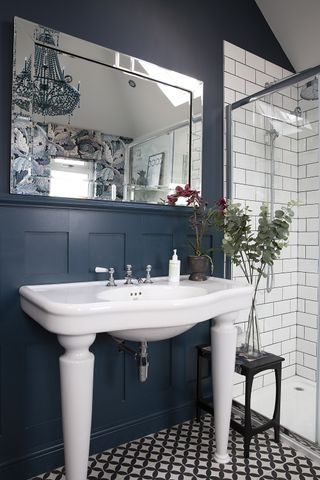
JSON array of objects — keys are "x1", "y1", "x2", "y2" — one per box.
[{"x1": 11, "y1": 17, "x2": 203, "y2": 205}]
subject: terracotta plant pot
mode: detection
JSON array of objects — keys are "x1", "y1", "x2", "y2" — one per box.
[{"x1": 187, "y1": 255, "x2": 209, "y2": 281}]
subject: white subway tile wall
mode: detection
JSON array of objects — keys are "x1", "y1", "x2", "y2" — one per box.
[
  {"x1": 296, "y1": 95, "x2": 319, "y2": 382},
  {"x1": 223, "y1": 41, "x2": 319, "y2": 396}
]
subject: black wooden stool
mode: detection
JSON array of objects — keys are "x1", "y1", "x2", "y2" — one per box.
[{"x1": 196, "y1": 344, "x2": 284, "y2": 458}]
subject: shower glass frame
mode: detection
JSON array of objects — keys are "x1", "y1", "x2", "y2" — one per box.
[{"x1": 225, "y1": 64, "x2": 320, "y2": 444}]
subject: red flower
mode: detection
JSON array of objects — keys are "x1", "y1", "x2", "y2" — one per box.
[
  {"x1": 217, "y1": 197, "x2": 227, "y2": 209},
  {"x1": 167, "y1": 184, "x2": 203, "y2": 207},
  {"x1": 167, "y1": 194, "x2": 178, "y2": 205}
]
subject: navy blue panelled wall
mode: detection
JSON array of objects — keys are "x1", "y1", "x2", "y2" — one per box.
[{"x1": 0, "y1": 1, "x2": 293, "y2": 479}]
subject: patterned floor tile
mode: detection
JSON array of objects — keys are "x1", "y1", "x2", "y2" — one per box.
[{"x1": 32, "y1": 414, "x2": 320, "y2": 479}]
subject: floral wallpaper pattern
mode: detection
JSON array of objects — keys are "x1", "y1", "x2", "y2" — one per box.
[{"x1": 11, "y1": 117, "x2": 132, "y2": 199}]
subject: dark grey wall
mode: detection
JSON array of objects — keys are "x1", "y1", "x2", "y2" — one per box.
[{"x1": 0, "y1": 1, "x2": 293, "y2": 479}]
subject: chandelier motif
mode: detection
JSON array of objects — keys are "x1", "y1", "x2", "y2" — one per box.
[{"x1": 14, "y1": 27, "x2": 80, "y2": 117}]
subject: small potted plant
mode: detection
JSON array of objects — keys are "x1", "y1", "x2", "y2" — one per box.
[
  {"x1": 215, "y1": 199, "x2": 295, "y2": 355},
  {"x1": 167, "y1": 184, "x2": 215, "y2": 280}
]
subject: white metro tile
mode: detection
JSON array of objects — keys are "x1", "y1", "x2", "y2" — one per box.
[
  {"x1": 297, "y1": 338, "x2": 317, "y2": 356},
  {"x1": 235, "y1": 62, "x2": 255, "y2": 82},
  {"x1": 233, "y1": 168, "x2": 246, "y2": 184},
  {"x1": 245, "y1": 81, "x2": 261, "y2": 96},
  {"x1": 224, "y1": 87, "x2": 236, "y2": 104},
  {"x1": 296, "y1": 351, "x2": 304, "y2": 364},
  {"x1": 224, "y1": 72, "x2": 246, "y2": 93},
  {"x1": 245, "y1": 140, "x2": 265, "y2": 158},
  {"x1": 282, "y1": 338, "x2": 296, "y2": 355},
  {"x1": 297, "y1": 312, "x2": 318, "y2": 329},
  {"x1": 299, "y1": 149, "x2": 318, "y2": 165},
  {"x1": 282, "y1": 365, "x2": 296, "y2": 379},
  {"x1": 305, "y1": 300, "x2": 318, "y2": 315},
  {"x1": 306, "y1": 218, "x2": 319, "y2": 232},
  {"x1": 224, "y1": 41, "x2": 246, "y2": 62},
  {"x1": 282, "y1": 312, "x2": 296, "y2": 327},
  {"x1": 257, "y1": 302, "x2": 273, "y2": 319},
  {"x1": 232, "y1": 108, "x2": 246, "y2": 123},
  {"x1": 264, "y1": 315, "x2": 282, "y2": 331},
  {"x1": 265, "y1": 343, "x2": 282, "y2": 355},
  {"x1": 299, "y1": 206, "x2": 319, "y2": 220},
  {"x1": 306, "y1": 191, "x2": 319, "y2": 204},
  {"x1": 235, "y1": 184, "x2": 256, "y2": 201},
  {"x1": 256, "y1": 70, "x2": 274, "y2": 87},
  {"x1": 246, "y1": 51, "x2": 265, "y2": 71},
  {"x1": 233, "y1": 136, "x2": 246, "y2": 153},
  {"x1": 305, "y1": 273, "x2": 319, "y2": 287},
  {"x1": 307, "y1": 135, "x2": 319, "y2": 150},
  {"x1": 261, "y1": 331, "x2": 273, "y2": 347},
  {"x1": 304, "y1": 327, "x2": 318, "y2": 342},
  {"x1": 298, "y1": 259, "x2": 318, "y2": 273},
  {"x1": 265, "y1": 60, "x2": 283, "y2": 79},
  {"x1": 306, "y1": 163, "x2": 320, "y2": 178},
  {"x1": 273, "y1": 327, "x2": 291, "y2": 343},
  {"x1": 246, "y1": 170, "x2": 265, "y2": 187},
  {"x1": 299, "y1": 177, "x2": 319, "y2": 191},
  {"x1": 297, "y1": 325, "x2": 305, "y2": 338},
  {"x1": 303, "y1": 353, "x2": 317, "y2": 370},
  {"x1": 298, "y1": 285, "x2": 318, "y2": 301},
  {"x1": 296, "y1": 365, "x2": 316, "y2": 381},
  {"x1": 274, "y1": 300, "x2": 291, "y2": 315},
  {"x1": 235, "y1": 122, "x2": 255, "y2": 140},
  {"x1": 290, "y1": 325, "x2": 296, "y2": 338},
  {"x1": 282, "y1": 286, "x2": 297, "y2": 300},
  {"x1": 224, "y1": 56, "x2": 236, "y2": 74},
  {"x1": 233, "y1": 382, "x2": 244, "y2": 397}
]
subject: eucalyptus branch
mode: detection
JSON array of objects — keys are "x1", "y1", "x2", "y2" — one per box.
[
  {"x1": 240, "y1": 250, "x2": 251, "y2": 283},
  {"x1": 216, "y1": 200, "x2": 295, "y2": 292}
]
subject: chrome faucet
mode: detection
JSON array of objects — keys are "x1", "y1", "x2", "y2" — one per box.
[
  {"x1": 124, "y1": 264, "x2": 135, "y2": 284},
  {"x1": 124, "y1": 264, "x2": 149, "y2": 284},
  {"x1": 95, "y1": 266, "x2": 117, "y2": 286},
  {"x1": 107, "y1": 267, "x2": 117, "y2": 286},
  {"x1": 144, "y1": 264, "x2": 153, "y2": 284}
]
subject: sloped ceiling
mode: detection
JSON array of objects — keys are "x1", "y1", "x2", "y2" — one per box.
[{"x1": 255, "y1": 0, "x2": 320, "y2": 72}]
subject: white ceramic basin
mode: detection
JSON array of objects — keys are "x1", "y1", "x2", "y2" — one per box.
[
  {"x1": 95, "y1": 283, "x2": 206, "y2": 341},
  {"x1": 19, "y1": 275, "x2": 253, "y2": 475},
  {"x1": 20, "y1": 276, "x2": 251, "y2": 340}
]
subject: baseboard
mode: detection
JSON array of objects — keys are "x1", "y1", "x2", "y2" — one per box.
[{"x1": 0, "y1": 402, "x2": 195, "y2": 480}]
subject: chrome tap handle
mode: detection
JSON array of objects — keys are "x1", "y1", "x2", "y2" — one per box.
[
  {"x1": 95, "y1": 266, "x2": 108, "y2": 274},
  {"x1": 107, "y1": 267, "x2": 117, "y2": 286},
  {"x1": 144, "y1": 264, "x2": 153, "y2": 284},
  {"x1": 126, "y1": 264, "x2": 133, "y2": 276},
  {"x1": 124, "y1": 264, "x2": 133, "y2": 284}
]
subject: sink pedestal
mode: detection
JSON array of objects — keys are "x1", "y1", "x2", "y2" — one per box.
[
  {"x1": 211, "y1": 312, "x2": 238, "y2": 464},
  {"x1": 56, "y1": 316, "x2": 238, "y2": 479},
  {"x1": 58, "y1": 334, "x2": 96, "y2": 480}
]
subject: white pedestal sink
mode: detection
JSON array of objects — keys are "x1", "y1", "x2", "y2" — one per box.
[{"x1": 20, "y1": 276, "x2": 252, "y2": 479}]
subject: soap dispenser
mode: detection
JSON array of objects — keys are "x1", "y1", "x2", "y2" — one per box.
[{"x1": 168, "y1": 249, "x2": 181, "y2": 283}]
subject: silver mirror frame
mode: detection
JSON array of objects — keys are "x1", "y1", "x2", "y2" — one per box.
[{"x1": 11, "y1": 17, "x2": 203, "y2": 203}]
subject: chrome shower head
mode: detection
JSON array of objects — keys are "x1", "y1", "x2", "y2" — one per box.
[{"x1": 300, "y1": 77, "x2": 318, "y2": 100}]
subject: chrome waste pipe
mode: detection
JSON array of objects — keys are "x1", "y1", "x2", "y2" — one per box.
[
  {"x1": 112, "y1": 337, "x2": 150, "y2": 383},
  {"x1": 139, "y1": 341, "x2": 149, "y2": 383}
]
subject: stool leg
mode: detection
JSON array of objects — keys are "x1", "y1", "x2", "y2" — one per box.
[
  {"x1": 244, "y1": 373, "x2": 254, "y2": 459},
  {"x1": 273, "y1": 364, "x2": 282, "y2": 442},
  {"x1": 196, "y1": 349, "x2": 201, "y2": 422}
]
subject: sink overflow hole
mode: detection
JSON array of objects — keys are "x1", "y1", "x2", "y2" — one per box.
[{"x1": 294, "y1": 387, "x2": 304, "y2": 391}]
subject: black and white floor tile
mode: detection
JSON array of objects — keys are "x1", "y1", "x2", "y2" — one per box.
[{"x1": 32, "y1": 414, "x2": 320, "y2": 480}]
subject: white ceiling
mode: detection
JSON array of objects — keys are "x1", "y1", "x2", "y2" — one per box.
[{"x1": 255, "y1": 0, "x2": 320, "y2": 72}]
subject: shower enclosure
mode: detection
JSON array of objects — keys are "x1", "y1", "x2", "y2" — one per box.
[{"x1": 226, "y1": 65, "x2": 320, "y2": 445}]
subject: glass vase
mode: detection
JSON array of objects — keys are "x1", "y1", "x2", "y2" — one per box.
[{"x1": 243, "y1": 300, "x2": 261, "y2": 357}]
